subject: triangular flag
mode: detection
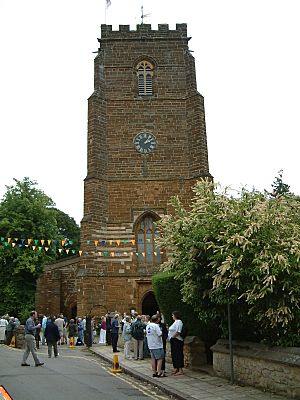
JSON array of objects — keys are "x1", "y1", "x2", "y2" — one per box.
[
  {"x1": 28, "y1": 239, "x2": 32, "y2": 245},
  {"x1": 94, "y1": 240, "x2": 99, "y2": 246},
  {"x1": 8, "y1": 238, "x2": 11, "y2": 243},
  {"x1": 21, "y1": 239, "x2": 25, "y2": 245},
  {"x1": 66, "y1": 249, "x2": 70, "y2": 254},
  {"x1": 111, "y1": 251, "x2": 115, "y2": 257},
  {"x1": 4, "y1": 242, "x2": 8, "y2": 247},
  {"x1": 45, "y1": 247, "x2": 49, "y2": 252},
  {"x1": 34, "y1": 239, "x2": 38, "y2": 245},
  {"x1": 0, "y1": 237, "x2": 4, "y2": 241},
  {"x1": 79, "y1": 250, "x2": 83, "y2": 256},
  {"x1": 38, "y1": 247, "x2": 42, "y2": 251},
  {"x1": 12, "y1": 243, "x2": 16, "y2": 248},
  {"x1": 25, "y1": 244, "x2": 28, "y2": 248},
  {"x1": 98, "y1": 251, "x2": 102, "y2": 256},
  {"x1": 61, "y1": 240, "x2": 65, "y2": 247},
  {"x1": 87, "y1": 240, "x2": 90, "y2": 245},
  {"x1": 32, "y1": 246, "x2": 36, "y2": 250},
  {"x1": 72, "y1": 250, "x2": 75, "y2": 255},
  {"x1": 124, "y1": 239, "x2": 128, "y2": 244},
  {"x1": 41, "y1": 240, "x2": 45, "y2": 246},
  {"x1": 69, "y1": 240, "x2": 73, "y2": 245},
  {"x1": 131, "y1": 240, "x2": 135, "y2": 245},
  {"x1": 109, "y1": 240, "x2": 113, "y2": 245},
  {"x1": 101, "y1": 240, "x2": 106, "y2": 246},
  {"x1": 116, "y1": 240, "x2": 120, "y2": 246},
  {"x1": 142, "y1": 252, "x2": 145, "y2": 257},
  {"x1": 47, "y1": 240, "x2": 52, "y2": 246},
  {"x1": 14, "y1": 238, "x2": 18, "y2": 242},
  {"x1": 58, "y1": 249, "x2": 63, "y2": 254}
]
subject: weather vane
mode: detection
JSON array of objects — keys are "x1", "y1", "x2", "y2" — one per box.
[{"x1": 141, "y1": 5, "x2": 150, "y2": 24}]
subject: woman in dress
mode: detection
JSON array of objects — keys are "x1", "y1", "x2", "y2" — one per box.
[
  {"x1": 168, "y1": 310, "x2": 184, "y2": 376},
  {"x1": 98, "y1": 316, "x2": 107, "y2": 345}
]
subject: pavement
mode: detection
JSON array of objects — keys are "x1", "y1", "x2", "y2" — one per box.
[{"x1": 89, "y1": 343, "x2": 288, "y2": 400}]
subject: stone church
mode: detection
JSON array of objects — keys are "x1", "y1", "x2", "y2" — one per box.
[{"x1": 36, "y1": 23, "x2": 211, "y2": 319}]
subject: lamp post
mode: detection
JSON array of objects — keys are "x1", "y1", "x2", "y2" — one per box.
[{"x1": 227, "y1": 289, "x2": 234, "y2": 384}]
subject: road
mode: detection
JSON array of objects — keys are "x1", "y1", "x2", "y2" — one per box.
[{"x1": 0, "y1": 344, "x2": 171, "y2": 400}]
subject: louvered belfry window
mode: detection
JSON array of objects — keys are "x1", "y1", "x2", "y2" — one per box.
[{"x1": 137, "y1": 61, "x2": 153, "y2": 96}]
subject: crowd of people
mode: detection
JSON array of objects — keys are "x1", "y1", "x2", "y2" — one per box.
[
  {"x1": 102, "y1": 309, "x2": 185, "y2": 377},
  {"x1": 0, "y1": 315, "x2": 21, "y2": 345},
  {"x1": 1, "y1": 309, "x2": 185, "y2": 377}
]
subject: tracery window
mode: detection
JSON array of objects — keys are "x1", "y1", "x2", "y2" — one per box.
[
  {"x1": 136, "y1": 214, "x2": 161, "y2": 264},
  {"x1": 136, "y1": 61, "x2": 154, "y2": 96}
]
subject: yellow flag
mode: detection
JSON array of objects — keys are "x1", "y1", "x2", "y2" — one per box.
[
  {"x1": 41, "y1": 240, "x2": 45, "y2": 246},
  {"x1": 28, "y1": 239, "x2": 32, "y2": 245},
  {"x1": 131, "y1": 239, "x2": 135, "y2": 245},
  {"x1": 61, "y1": 240, "x2": 65, "y2": 247},
  {"x1": 8, "y1": 238, "x2": 11, "y2": 243},
  {"x1": 94, "y1": 240, "x2": 99, "y2": 246},
  {"x1": 79, "y1": 250, "x2": 83, "y2": 256},
  {"x1": 47, "y1": 240, "x2": 52, "y2": 246},
  {"x1": 116, "y1": 240, "x2": 120, "y2": 246}
]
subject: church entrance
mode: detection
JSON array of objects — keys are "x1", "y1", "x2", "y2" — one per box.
[
  {"x1": 142, "y1": 292, "x2": 159, "y2": 317},
  {"x1": 71, "y1": 304, "x2": 77, "y2": 320}
]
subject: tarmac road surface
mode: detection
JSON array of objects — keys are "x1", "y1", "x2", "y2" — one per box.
[{"x1": 0, "y1": 344, "x2": 172, "y2": 400}]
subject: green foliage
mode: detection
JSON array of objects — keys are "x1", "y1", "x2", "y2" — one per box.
[
  {"x1": 157, "y1": 180, "x2": 300, "y2": 346},
  {"x1": 0, "y1": 177, "x2": 80, "y2": 318},
  {"x1": 267, "y1": 170, "x2": 291, "y2": 197},
  {"x1": 52, "y1": 208, "x2": 80, "y2": 254},
  {"x1": 152, "y1": 271, "x2": 220, "y2": 346}
]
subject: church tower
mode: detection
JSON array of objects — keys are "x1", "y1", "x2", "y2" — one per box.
[{"x1": 77, "y1": 23, "x2": 211, "y2": 317}]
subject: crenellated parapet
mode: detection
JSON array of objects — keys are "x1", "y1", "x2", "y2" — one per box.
[{"x1": 99, "y1": 23, "x2": 188, "y2": 41}]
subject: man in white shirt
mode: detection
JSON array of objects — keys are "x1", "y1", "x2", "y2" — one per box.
[
  {"x1": 54, "y1": 314, "x2": 65, "y2": 345},
  {"x1": 146, "y1": 314, "x2": 164, "y2": 377}
]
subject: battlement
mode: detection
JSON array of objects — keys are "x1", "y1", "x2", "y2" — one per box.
[{"x1": 100, "y1": 23, "x2": 188, "y2": 40}]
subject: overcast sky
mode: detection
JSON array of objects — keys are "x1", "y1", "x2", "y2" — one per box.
[{"x1": 1, "y1": 0, "x2": 299, "y2": 224}]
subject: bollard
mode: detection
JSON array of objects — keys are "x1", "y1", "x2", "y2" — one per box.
[
  {"x1": 9, "y1": 336, "x2": 16, "y2": 348},
  {"x1": 69, "y1": 337, "x2": 75, "y2": 349},
  {"x1": 110, "y1": 354, "x2": 122, "y2": 373}
]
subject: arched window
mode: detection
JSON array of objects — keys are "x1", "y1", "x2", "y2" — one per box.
[
  {"x1": 136, "y1": 61, "x2": 154, "y2": 96},
  {"x1": 136, "y1": 214, "x2": 161, "y2": 264}
]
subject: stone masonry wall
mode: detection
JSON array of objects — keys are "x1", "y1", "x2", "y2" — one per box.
[{"x1": 211, "y1": 339, "x2": 300, "y2": 399}]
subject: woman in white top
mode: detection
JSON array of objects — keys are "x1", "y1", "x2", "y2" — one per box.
[
  {"x1": 146, "y1": 314, "x2": 164, "y2": 377},
  {"x1": 168, "y1": 310, "x2": 184, "y2": 376}
]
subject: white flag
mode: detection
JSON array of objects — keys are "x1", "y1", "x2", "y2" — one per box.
[{"x1": 106, "y1": 0, "x2": 111, "y2": 8}]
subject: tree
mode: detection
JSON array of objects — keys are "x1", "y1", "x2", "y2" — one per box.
[
  {"x1": 158, "y1": 180, "x2": 300, "y2": 346},
  {"x1": 267, "y1": 169, "x2": 291, "y2": 197},
  {"x1": 0, "y1": 177, "x2": 80, "y2": 317}
]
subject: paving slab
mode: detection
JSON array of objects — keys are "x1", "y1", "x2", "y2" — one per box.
[{"x1": 89, "y1": 344, "x2": 289, "y2": 400}]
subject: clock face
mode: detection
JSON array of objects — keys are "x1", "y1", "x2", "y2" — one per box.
[{"x1": 133, "y1": 132, "x2": 157, "y2": 154}]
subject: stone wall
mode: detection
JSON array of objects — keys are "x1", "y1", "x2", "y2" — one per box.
[{"x1": 211, "y1": 339, "x2": 300, "y2": 399}]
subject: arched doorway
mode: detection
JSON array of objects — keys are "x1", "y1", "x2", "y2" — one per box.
[
  {"x1": 71, "y1": 304, "x2": 77, "y2": 320},
  {"x1": 142, "y1": 292, "x2": 159, "y2": 317}
]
